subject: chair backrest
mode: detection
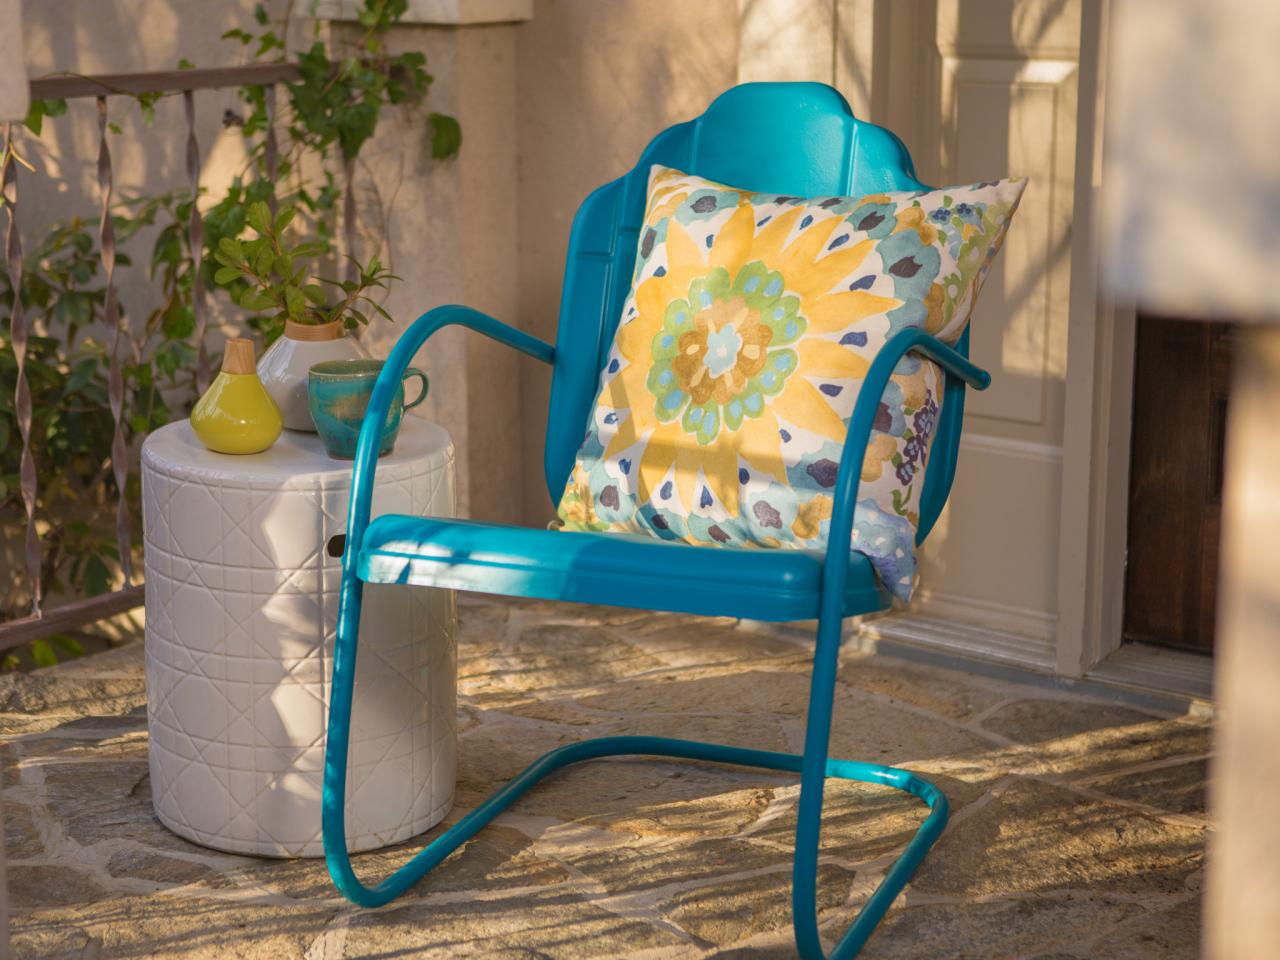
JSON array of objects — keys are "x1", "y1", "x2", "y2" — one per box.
[{"x1": 543, "y1": 81, "x2": 969, "y2": 546}]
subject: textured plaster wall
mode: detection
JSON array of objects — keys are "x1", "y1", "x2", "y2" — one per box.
[
  {"x1": 12, "y1": 0, "x2": 742, "y2": 527},
  {"x1": 15, "y1": 1, "x2": 521, "y2": 520},
  {"x1": 513, "y1": 0, "x2": 741, "y2": 521},
  {"x1": 16, "y1": 1, "x2": 323, "y2": 275},
  {"x1": 0, "y1": 0, "x2": 27, "y2": 121},
  {"x1": 15, "y1": 0, "x2": 740, "y2": 522},
  {"x1": 16, "y1": 1, "x2": 305, "y2": 349},
  {"x1": 347, "y1": 20, "x2": 523, "y2": 522}
]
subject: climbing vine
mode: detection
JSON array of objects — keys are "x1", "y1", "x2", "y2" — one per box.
[{"x1": 0, "y1": 0, "x2": 460, "y2": 662}]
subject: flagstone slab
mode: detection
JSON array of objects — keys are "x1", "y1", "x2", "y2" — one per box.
[{"x1": 2, "y1": 597, "x2": 1208, "y2": 959}]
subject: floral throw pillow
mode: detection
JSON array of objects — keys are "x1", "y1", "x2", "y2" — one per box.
[{"x1": 556, "y1": 165, "x2": 1025, "y2": 602}]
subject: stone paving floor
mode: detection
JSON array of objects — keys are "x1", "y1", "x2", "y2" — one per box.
[{"x1": 2, "y1": 597, "x2": 1209, "y2": 959}]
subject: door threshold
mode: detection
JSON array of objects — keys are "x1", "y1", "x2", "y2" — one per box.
[
  {"x1": 805, "y1": 614, "x2": 1215, "y2": 718},
  {"x1": 1086, "y1": 641, "x2": 1214, "y2": 703}
]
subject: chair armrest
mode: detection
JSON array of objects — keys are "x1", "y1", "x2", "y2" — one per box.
[
  {"x1": 820, "y1": 329, "x2": 990, "y2": 602},
  {"x1": 341, "y1": 306, "x2": 555, "y2": 570}
]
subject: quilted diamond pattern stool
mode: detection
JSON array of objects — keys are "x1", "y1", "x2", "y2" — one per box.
[{"x1": 141, "y1": 417, "x2": 456, "y2": 857}]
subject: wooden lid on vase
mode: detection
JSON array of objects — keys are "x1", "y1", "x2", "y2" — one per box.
[
  {"x1": 284, "y1": 318, "x2": 343, "y2": 342},
  {"x1": 222, "y1": 338, "x2": 258, "y2": 375}
]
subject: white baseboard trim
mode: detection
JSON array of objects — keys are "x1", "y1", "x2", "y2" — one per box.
[{"x1": 911, "y1": 589, "x2": 1059, "y2": 644}]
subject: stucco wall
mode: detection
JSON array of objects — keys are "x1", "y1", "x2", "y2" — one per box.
[
  {"x1": 14, "y1": 0, "x2": 741, "y2": 525},
  {"x1": 0, "y1": 0, "x2": 27, "y2": 122},
  {"x1": 513, "y1": 0, "x2": 741, "y2": 520},
  {"x1": 17, "y1": 2, "x2": 312, "y2": 239},
  {"x1": 15, "y1": 1, "x2": 522, "y2": 520},
  {"x1": 16, "y1": 1, "x2": 304, "y2": 343}
]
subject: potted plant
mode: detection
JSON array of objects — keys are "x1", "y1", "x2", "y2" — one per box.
[{"x1": 213, "y1": 201, "x2": 397, "y2": 431}]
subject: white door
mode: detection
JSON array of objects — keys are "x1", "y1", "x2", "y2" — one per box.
[
  {"x1": 740, "y1": 0, "x2": 1094, "y2": 671},
  {"x1": 838, "y1": 0, "x2": 1086, "y2": 669}
]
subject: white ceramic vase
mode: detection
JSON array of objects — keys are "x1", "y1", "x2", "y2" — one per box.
[{"x1": 257, "y1": 320, "x2": 369, "y2": 431}]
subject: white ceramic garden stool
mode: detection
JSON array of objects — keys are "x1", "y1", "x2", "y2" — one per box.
[{"x1": 140, "y1": 417, "x2": 456, "y2": 857}]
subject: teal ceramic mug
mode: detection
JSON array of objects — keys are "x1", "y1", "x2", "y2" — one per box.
[{"x1": 308, "y1": 358, "x2": 429, "y2": 459}]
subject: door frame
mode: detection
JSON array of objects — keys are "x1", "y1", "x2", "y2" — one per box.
[
  {"x1": 823, "y1": 0, "x2": 1211, "y2": 696},
  {"x1": 1053, "y1": 1, "x2": 1212, "y2": 699},
  {"x1": 1054, "y1": 0, "x2": 1137, "y2": 678}
]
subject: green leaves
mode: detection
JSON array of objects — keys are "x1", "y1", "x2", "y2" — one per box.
[
  {"x1": 245, "y1": 200, "x2": 273, "y2": 236},
  {"x1": 135, "y1": 91, "x2": 163, "y2": 127},
  {"x1": 273, "y1": 206, "x2": 295, "y2": 235},
  {"x1": 283, "y1": 4, "x2": 435, "y2": 163},
  {"x1": 218, "y1": 236, "x2": 244, "y2": 261},
  {"x1": 24, "y1": 98, "x2": 67, "y2": 136},
  {"x1": 0, "y1": 207, "x2": 168, "y2": 643},
  {"x1": 252, "y1": 242, "x2": 274, "y2": 275},
  {"x1": 199, "y1": 0, "x2": 455, "y2": 324},
  {"x1": 0, "y1": 0, "x2": 446, "y2": 653},
  {"x1": 30, "y1": 640, "x2": 59, "y2": 669},
  {"x1": 256, "y1": 31, "x2": 284, "y2": 58},
  {"x1": 283, "y1": 284, "x2": 306, "y2": 318},
  {"x1": 238, "y1": 289, "x2": 276, "y2": 312},
  {"x1": 83, "y1": 552, "x2": 110, "y2": 599},
  {"x1": 205, "y1": 200, "x2": 389, "y2": 331},
  {"x1": 160, "y1": 301, "x2": 194, "y2": 340},
  {"x1": 356, "y1": 0, "x2": 400, "y2": 28},
  {"x1": 428, "y1": 113, "x2": 462, "y2": 160}
]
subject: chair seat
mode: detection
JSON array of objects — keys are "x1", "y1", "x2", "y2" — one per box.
[{"x1": 357, "y1": 514, "x2": 890, "y2": 622}]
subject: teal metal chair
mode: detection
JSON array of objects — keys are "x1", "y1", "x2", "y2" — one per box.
[{"x1": 323, "y1": 82, "x2": 991, "y2": 959}]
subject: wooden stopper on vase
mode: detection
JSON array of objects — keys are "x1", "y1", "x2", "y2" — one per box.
[
  {"x1": 222, "y1": 338, "x2": 258, "y2": 375},
  {"x1": 284, "y1": 318, "x2": 344, "y2": 342}
]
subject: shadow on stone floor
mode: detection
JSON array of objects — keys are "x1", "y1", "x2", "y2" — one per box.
[{"x1": 2, "y1": 596, "x2": 1209, "y2": 959}]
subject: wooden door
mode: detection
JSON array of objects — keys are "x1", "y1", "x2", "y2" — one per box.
[{"x1": 1123, "y1": 314, "x2": 1234, "y2": 653}]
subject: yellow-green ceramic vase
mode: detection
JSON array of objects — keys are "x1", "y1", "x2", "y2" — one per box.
[{"x1": 191, "y1": 338, "x2": 283, "y2": 455}]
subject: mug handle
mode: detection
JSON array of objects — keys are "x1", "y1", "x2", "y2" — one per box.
[{"x1": 402, "y1": 367, "x2": 429, "y2": 411}]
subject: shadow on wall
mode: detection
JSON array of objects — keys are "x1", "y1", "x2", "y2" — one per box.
[
  {"x1": 16, "y1": 1, "x2": 314, "y2": 343},
  {"x1": 514, "y1": 0, "x2": 743, "y2": 524}
]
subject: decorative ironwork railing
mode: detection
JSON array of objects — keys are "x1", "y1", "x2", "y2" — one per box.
[{"x1": 0, "y1": 63, "x2": 299, "y2": 652}]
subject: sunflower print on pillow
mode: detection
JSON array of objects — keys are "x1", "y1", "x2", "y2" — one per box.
[{"x1": 556, "y1": 165, "x2": 1026, "y2": 602}]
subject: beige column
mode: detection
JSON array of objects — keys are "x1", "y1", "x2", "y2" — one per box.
[
  {"x1": 322, "y1": 0, "x2": 532, "y2": 522},
  {"x1": 513, "y1": 0, "x2": 740, "y2": 522},
  {"x1": 1210, "y1": 331, "x2": 1280, "y2": 959},
  {"x1": 1102, "y1": 0, "x2": 1280, "y2": 955}
]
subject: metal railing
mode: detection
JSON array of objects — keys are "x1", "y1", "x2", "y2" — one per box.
[{"x1": 0, "y1": 63, "x2": 300, "y2": 651}]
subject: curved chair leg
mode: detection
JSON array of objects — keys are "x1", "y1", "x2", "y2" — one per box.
[
  {"x1": 323, "y1": 579, "x2": 947, "y2": 955},
  {"x1": 786, "y1": 602, "x2": 949, "y2": 959}
]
